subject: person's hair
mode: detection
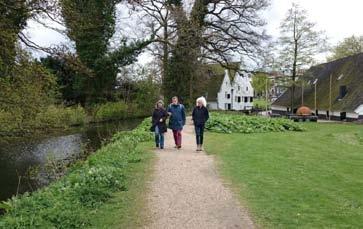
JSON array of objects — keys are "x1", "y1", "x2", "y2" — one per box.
[
  {"x1": 155, "y1": 100, "x2": 164, "y2": 108},
  {"x1": 196, "y1": 96, "x2": 207, "y2": 107}
]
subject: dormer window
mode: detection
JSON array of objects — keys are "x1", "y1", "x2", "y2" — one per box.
[
  {"x1": 246, "y1": 87, "x2": 248, "y2": 91},
  {"x1": 338, "y1": 85, "x2": 347, "y2": 99}
]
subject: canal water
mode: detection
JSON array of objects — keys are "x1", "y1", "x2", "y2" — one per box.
[{"x1": 0, "y1": 119, "x2": 142, "y2": 202}]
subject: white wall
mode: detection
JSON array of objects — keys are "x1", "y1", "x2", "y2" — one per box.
[
  {"x1": 211, "y1": 70, "x2": 255, "y2": 111},
  {"x1": 217, "y1": 70, "x2": 232, "y2": 110},
  {"x1": 354, "y1": 104, "x2": 363, "y2": 115},
  {"x1": 207, "y1": 101, "x2": 218, "y2": 110}
]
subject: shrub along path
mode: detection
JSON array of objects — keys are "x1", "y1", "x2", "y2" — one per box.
[{"x1": 145, "y1": 118, "x2": 255, "y2": 228}]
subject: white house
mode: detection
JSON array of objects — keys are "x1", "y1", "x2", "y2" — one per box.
[{"x1": 207, "y1": 69, "x2": 254, "y2": 111}]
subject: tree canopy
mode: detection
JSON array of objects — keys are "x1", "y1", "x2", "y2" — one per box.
[{"x1": 328, "y1": 35, "x2": 363, "y2": 61}]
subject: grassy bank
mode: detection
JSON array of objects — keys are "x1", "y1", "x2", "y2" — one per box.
[
  {"x1": 205, "y1": 123, "x2": 363, "y2": 228},
  {"x1": 0, "y1": 118, "x2": 154, "y2": 228},
  {"x1": 0, "y1": 101, "x2": 151, "y2": 136}
]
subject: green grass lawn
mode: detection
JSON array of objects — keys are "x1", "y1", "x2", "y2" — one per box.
[
  {"x1": 88, "y1": 142, "x2": 154, "y2": 228},
  {"x1": 205, "y1": 123, "x2": 363, "y2": 228}
]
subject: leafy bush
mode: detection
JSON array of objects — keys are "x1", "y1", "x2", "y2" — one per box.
[
  {"x1": 0, "y1": 118, "x2": 152, "y2": 228},
  {"x1": 206, "y1": 112, "x2": 304, "y2": 134},
  {"x1": 93, "y1": 102, "x2": 128, "y2": 122},
  {"x1": 35, "y1": 105, "x2": 87, "y2": 128},
  {"x1": 92, "y1": 102, "x2": 150, "y2": 122}
]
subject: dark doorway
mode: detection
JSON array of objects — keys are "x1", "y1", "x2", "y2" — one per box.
[{"x1": 340, "y1": 112, "x2": 346, "y2": 121}]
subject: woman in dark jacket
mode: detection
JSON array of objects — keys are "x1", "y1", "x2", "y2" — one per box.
[
  {"x1": 151, "y1": 100, "x2": 168, "y2": 149},
  {"x1": 192, "y1": 96, "x2": 209, "y2": 151}
]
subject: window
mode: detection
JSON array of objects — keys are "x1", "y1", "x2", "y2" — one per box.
[
  {"x1": 250, "y1": 97, "x2": 253, "y2": 102},
  {"x1": 244, "y1": 97, "x2": 248, "y2": 103},
  {"x1": 238, "y1": 86, "x2": 240, "y2": 91},
  {"x1": 339, "y1": 85, "x2": 347, "y2": 99},
  {"x1": 246, "y1": 87, "x2": 248, "y2": 91},
  {"x1": 238, "y1": 96, "x2": 241, "y2": 103},
  {"x1": 227, "y1": 94, "x2": 231, "y2": 99}
]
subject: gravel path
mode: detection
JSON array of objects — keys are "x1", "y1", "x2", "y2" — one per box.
[{"x1": 145, "y1": 118, "x2": 255, "y2": 229}]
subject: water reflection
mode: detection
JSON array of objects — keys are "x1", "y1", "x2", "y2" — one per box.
[{"x1": 0, "y1": 119, "x2": 141, "y2": 201}]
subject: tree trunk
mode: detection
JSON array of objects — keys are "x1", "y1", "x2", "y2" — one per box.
[{"x1": 162, "y1": 21, "x2": 169, "y2": 97}]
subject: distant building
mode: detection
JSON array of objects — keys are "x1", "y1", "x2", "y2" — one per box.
[
  {"x1": 267, "y1": 71, "x2": 288, "y2": 101},
  {"x1": 204, "y1": 65, "x2": 254, "y2": 111},
  {"x1": 272, "y1": 53, "x2": 363, "y2": 121}
]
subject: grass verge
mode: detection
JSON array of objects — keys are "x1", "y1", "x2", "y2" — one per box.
[
  {"x1": 205, "y1": 123, "x2": 363, "y2": 228},
  {"x1": 0, "y1": 118, "x2": 154, "y2": 228},
  {"x1": 87, "y1": 142, "x2": 154, "y2": 228}
]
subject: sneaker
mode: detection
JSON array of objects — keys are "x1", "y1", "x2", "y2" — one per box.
[
  {"x1": 156, "y1": 144, "x2": 159, "y2": 148},
  {"x1": 177, "y1": 145, "x2": 181, "y2": 149},
  {"x1": 160, "y1": 146, "x2": 164, "y2": 149}
]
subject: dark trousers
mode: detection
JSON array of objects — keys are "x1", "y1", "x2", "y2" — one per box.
[
  {"x1": 172, "y1": 130, "x2": 182, "y2": 146},
  {"x1": 195, "y1": 124, "x2": 205, "y2": 145}
]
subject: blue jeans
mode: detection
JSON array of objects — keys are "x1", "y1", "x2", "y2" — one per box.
[
  {"x1": 155, "y1": 126, "x2": 164, "y2": 148},
  {"x1": 194, "y1": 124, "x2": 205, "y2": 145}
]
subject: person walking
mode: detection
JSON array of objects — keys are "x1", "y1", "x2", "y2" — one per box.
[
  {"x1": 192, "y1": 97, "x2": 209, "y2": 151},
  {"x1": 167, "y1": 96, "x2": 186, "y2": 149},
  {"x1": 151, "y1": 100, "x2": 168, "y2": 149}
]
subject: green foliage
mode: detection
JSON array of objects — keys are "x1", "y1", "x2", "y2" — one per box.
[
  {"x1": 0, "y1": 1, "x2": 28, "y2": 76},
  {"x1": 134, "y1": 79, "x2": 160, "y2": 113},
  {"x1": 0, "y1": 117, "x2": 152, "y2": 228},
  {"x1": 60, "y1": 0, "x2": 153, "y2": 103},
  {"x1": 92, "y1": 101, "x2": 150, "y2": 123},
  {"x1": 93, "y1": 102, "x2": 129, "y2": 122},
  {"x1": 0, "y1": 51, "x2": 60, "y2": 134},
  {"x1": 253, "y1": 99, "x2": 271, "y2": 110},
  {"x1": 328, "y1": 35, "x2": 363, "y2": 61},
  {"x1": 111, "y1": 117, "x2": 153, "y2": 144},
  {"x1": 40, "y1": 55, "x2": 85, "y2": 104},
  {"x1": 35, "y1": 105, "x2": 87, "y2": 128},
  {"x1": 252, "y1": 73, "x2": 272, "y2": 96},
  {"x1": 205, "y1": 112, "x2": 304, "y2": 134}
]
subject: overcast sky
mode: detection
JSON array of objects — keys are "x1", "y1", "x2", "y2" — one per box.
[
  {"x1": 266, "y1": 0, "x2": 363, "y2": 44},
  {"x1": 25, "y1": 0, "x2": 363, "y2": 63}
]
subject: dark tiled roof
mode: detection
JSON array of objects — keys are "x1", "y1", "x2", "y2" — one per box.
[{"x1": 273, "y1": 53, "x2": 363, "y2": 112}]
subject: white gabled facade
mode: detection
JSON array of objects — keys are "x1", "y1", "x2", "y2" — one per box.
[
  {"x1": 355, "y1": 104, "x2": 363, "y2": 115},
  {"x1": 216, "y1": 70, "x2": 254, "y2": 111}
]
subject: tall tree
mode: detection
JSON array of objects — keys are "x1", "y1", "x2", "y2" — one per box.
[
  {"x1": 128, "y1": 0, "x2": 175, "y2": 96},
  {"x1": 164, "y1": 0, "x2": 269, "y2": 105},
  {"x1": 0, "y1": 0, "x2": 28, "y2": 76},
  {"x1": 328, "y1": 35, "x2": 363, "y2": 61},
  {"x1": 60, "y1": 0, "x2": 153, "y2": 104},
  {"x1": 278, "y1": 3, "x2": 327, "y2": 110}
]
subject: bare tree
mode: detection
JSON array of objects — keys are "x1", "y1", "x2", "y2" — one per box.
[
  {"x1": 278, "y1": 3, "x2": 328, "y2": 110},
  {"x1": 127, "y1": 0, "x2": 177, "y2": 88}
]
